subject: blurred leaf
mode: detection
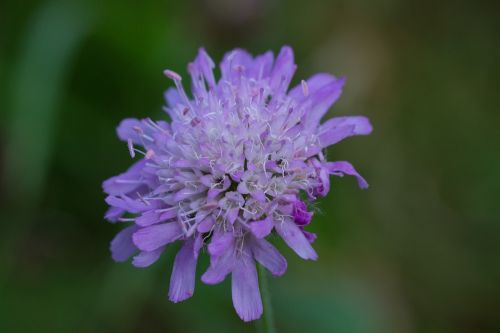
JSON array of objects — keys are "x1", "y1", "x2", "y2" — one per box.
[{"x1": 4, "y1": 0, "x2": 94, "y2": 202}]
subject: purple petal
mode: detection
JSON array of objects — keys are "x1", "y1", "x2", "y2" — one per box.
[
  {"x1": 193, "y1": 233, "x2": 203, "y2": 259},
  {"x1": 250, "y1": 190, "x2": 266, "y2": 203},
  {"x1": 292, "y1": 200, "x2": 313, "y2": 225},
  {"x1": 201, "y1": 243, "x2": 235, "y2": 285},
  {"x1": 207, "y1": 188, "x2": 223, "y2": 199},
  {"x1": 164, "y1": 87, "x2": 182, "y2": 107},
  {"x1": 169, "y1": 239, "x2": 198, "y2": 303},
  {"x1": 102, "y1": 160, "x2": 145, "y2": 195},
  {"x1": 275, "y1": 219, "x2": 318, "y2": 260},
  {"x1": 159, "y1": 208, "x2": 178, "y2": 221},
  {"x1": 288, "y1": 73, "x2": 336, "y2": 102},
  {"x1": 278, "y1": 203, "x2": 293, "y2": 216},
  {"x1": 174, "y1": 188, "x2": 199, "y2": 202},
  {"x1": 135, "y1": 210, "x2": 169, "y2": 227},
  {"x1": 220, "y1": 49, "x2": 253, "y2": 81},
  {"x1": 110, "y1": 225, "x2": 138, "y2": 262},
  {"x1": 132, "y1": 222, "x2": 183, "y2": 252},
  {"x1": 249, "y1": 51, "x2": 273, "y2": 79},
  {"x1": 231, "y1": 170, "x2": 244, "y2": 182},
  {"x1": 227, "y1": 207, "x2": 240, "y2": 224},
  {"x1": 231, "y1": 247, "x2": 263, "y2": 322},
  {"x1": 317, "y1": 123, "x2": 354, "y2": 148},
  {"x1": 195, "y1": 207, "x2": 212, "y2": 224},
  {"x1": 251, "y1": 238, "x2": 287, "y2": 276},
  {"x1": 171, "y1": 159, "x2": 197, "y2": 168},
  {"x1": 313, "y1": 166, "x2": 330, "y2": 198},
  {"x1": 303, "y1": 230, "x2": 317, "y2": 243},
  {"x1": 132, "y1": 247, "x2": 164, "y2": 267},
  {"x1": 317, "y1": 116, "x2": 372, "y2": 148},
  {"x1": 303, "y1": 77, "x2": 346, "y2": 130},
  {"x1": 324, "y1": 161, "x2": 369, "y2": 189},
  {"x1": 104, "y1": 206, "x2": 125, "y2": 222},
  {"x1": 208, "y1": 231, "x2": 234, "y2": 257},
  {"x1": 195, "y1": 48, "x2": 216, "y2": 87},
  {"x1": 236, "y1": 181, "x2": 250, "y2": 194},
  {"x1": 197, "y1": 216, "x2": 215, "y2": 233},
  {"x1": 270, "y1": 46, "x2": 296, "y2": 93},
  {"x1": 324, "y1": 116, "x2": 373, "y2": 135},
  {"x1": 199, "y1": 174, "x2": 213, "y2": 187},
  {"x1": 249, "y1": 216, "x2": 274, "y2": 239},
  {"x1": 116, "y1": 118, "x2": 143, "y2": 144},
  {"x1": 105, "y1": 195, "x2": 149, "y2": 214}
]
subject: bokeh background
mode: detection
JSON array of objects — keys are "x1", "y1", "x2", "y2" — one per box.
[{"x1": 1, "y1": 0, "x2": 499, "y2": 332}]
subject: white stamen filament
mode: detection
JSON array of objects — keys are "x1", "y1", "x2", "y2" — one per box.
[
  {"x1": 115, "y1": 179, "x2": 142, "y2": 184},
  {"x1": 155, "y1": 206, "x2": 177, "y2": 213},
  {"x1": 118, "y1": 217, "x2": 136, "y2": 222},
  {"x1": 127, "y1": 139, "x2": 135, "y2": 158},
  {"x1": 301, "y1": 79, "x2": 309, "y2": 97}
]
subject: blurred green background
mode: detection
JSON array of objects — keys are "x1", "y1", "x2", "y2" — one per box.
[{"x1": 1, "y1": 0, "x2": 499, "y2": 332}]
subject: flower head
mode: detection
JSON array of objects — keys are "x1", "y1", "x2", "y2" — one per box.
[{"x1": 103, "y1": 46, "x2": 372, "y2": 321}]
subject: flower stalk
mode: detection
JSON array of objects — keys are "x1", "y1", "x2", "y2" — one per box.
[{"x1": 257, "y1": 264, "x2": 276, "y2": 333}]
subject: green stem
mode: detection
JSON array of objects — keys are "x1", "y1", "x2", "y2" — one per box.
[{"x1": 257, "y1": 264, "x2": 277, "y2": 333}]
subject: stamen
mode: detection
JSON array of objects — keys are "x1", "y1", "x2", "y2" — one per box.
[
  {"x1": 233, "y1": 65, "x2": 245, "y2": 73},
  {"x1": 163, "y1": 70, "x2": 194, "y2": 112},
  {"x1": 191, "y1": 117, "x2": 201, "y2": 126},
  {"x1": 178, "y1": 219, "x2": 188, "y2": 235},
  {"x1": 131, "y1": 124, "x2": 152, "y2": 153},
  {"x1": 203, "y1": 112, "x2": 217, "y2": 119},
  {"x1": 145, "y1": 149, "x2": 155, "y2": 160},
  {"x1": 118, "y1": 217, "x2": 136, "y2": 222},
  {"x1": 141, "y1": 196, "x2": 169, "y2": 201},
  {"x1": 185, "y1": 224, "x2": 198, "y2": 237},
  {"x1": 239, "y1": 205, "x2": 255, "y2": 215},
  {"x1": 236, "y1": 236, "x2": 245, "y2": 255},
  {"x1": 301, "y1": 79, "x2": 309, "y2": 97},
  {"x1": 127, "y1": 143, "x2": 148, "y2": 158},
  {"x1": 179, "y1": 207, "x2": 198, "y2": 217},
  {"x1": 184, "y1": 180, "x2": 199, "y2": 190},
  {"x1": 155, "y1": 206, "x2": 177, "y2": 213},
  {"x1": 180, "y1": 216, "x2": 197, "y2": 223},
  {"x1": 115, "y1": 179, "x2": 142, "y2": 184},
  {"x1": 145, "y1": 118, "x2": 169, "y2": 134},
  {"x1": 127, "y1": 139, "x2": 135, "y2": 158},
  {"x1": 132, "y1": 126, "x2": 143, "y2": 134},
  {"x1": 136, "y1": 192, "x2": 150, "y2": 206},
  {"x1": 163, "y1": 69, "x2": 182, "y2": 81}
]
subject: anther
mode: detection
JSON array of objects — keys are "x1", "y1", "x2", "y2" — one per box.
[
  {"x1": 163, "y1": 69, "x2": 182, "y2": 81},
  {"x1": 127, "y1": 139, "x2": 135, "y2": 158},
  {"x1": 145, "y1": 149, "x2": 155, "y2": 159},
  {"x1": 233, "y1": 65, "x2": 245, "y2": 73},
  {"x1": 191, "y1": 117, "x2": 201, "y2": 126},
  {"x1": 132, "y1": 126, "x2": 143, "y2": 134}
]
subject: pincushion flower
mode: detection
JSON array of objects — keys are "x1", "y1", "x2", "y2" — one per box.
[{"x1": 103, "y1": 46, "x2": 372, "y2": 321}]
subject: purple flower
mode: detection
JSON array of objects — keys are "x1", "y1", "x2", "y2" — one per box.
[{"x1": 103, "y1": 46, "x2": 372, "y2": 321}]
